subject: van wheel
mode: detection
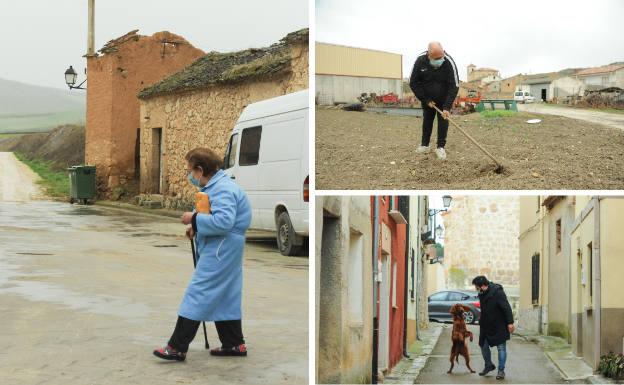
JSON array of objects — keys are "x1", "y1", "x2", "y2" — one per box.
[{"x1": 277, "y1": 212, "x2": 301, "y2": 256}]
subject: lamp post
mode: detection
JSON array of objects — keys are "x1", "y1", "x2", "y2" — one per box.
[
  {"x1": 64, "y1": 66, "x2": 87, "y2": 90},
  {"x1": 428, "y1": 195, "x2": 452, "y2": 243}
]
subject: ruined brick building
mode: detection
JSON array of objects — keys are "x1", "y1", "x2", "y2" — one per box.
[
  {"x1": 137, "y1": 29, "x2": 309, "y2": 209},
  {"x1": 86, "y1": 30, "x2": 204, "y2": 193}
]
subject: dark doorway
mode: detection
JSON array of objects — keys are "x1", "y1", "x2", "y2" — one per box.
[
  {"x1": 134, "y1": 128, "x2": 140, "y2": 181},
  {"x1": 151, "y1": 128, "x2": 162, "y2": 193},
  {"x1": 541, "y1": 88, "x2": 547, "y2": 101}
]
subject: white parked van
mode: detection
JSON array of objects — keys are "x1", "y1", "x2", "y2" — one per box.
[
  {"x1": 223, "y1": 90, "x2": 309, "y2": 256},
  {"x1": 514, "y1": 91, "x2": 535, "y2": 104}
]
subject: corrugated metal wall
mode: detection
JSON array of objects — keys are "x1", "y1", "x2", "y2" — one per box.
[
  {"x1": 530, "y1": 83, "x2": 550, "y2": 101},
  {"x1": 316, "y1": 75, "x2": 403, "y2": 105},
  {"x1": 316, "y1": 42, "x2": 402, "y2": 79}
]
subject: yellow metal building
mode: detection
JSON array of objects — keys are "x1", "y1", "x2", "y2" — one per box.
[{"x1": 315, "y1": 42, "x2": 403, "y2": 105}]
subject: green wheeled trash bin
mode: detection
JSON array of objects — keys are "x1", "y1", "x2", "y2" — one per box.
[{"x1": 68, "y1": 165, "x2": 96, "y2": 204}]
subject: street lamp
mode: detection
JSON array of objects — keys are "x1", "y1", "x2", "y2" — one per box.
[
  {"x1": 64, "y1": 65, "x2": 87, "y2": 90},
  {"x1": 435, "y1": 224, "x2": 444, "y2": 239},
  {"x1": 428, "y1": 195, "x2": 452, "y2": 243}
]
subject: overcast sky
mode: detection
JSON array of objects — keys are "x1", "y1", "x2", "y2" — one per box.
[
  {"x1": 0, "y1": 0, "x2": 308, "y2": 90},
  {"x1": 316, "y1": 0, "x2": 624, "y2": 81}
]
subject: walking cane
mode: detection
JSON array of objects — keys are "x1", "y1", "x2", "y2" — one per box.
[{"x1": 190, "y1": 237, "x2": 210, "y2": 349}]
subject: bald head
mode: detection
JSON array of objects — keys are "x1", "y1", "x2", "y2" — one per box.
[{"x1": 428, "y1": 41, "x2": 444, "y2": 60}]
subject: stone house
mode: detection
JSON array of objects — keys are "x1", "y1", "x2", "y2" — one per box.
[
  {"x1": 467, "y1": 64, "x2": 500, "y2": 83},
  {"x1": 518, "y1": 196, "x2": 575, "y2": 339},
  {"x1": 442, "y1": 196, "x2": 520, "y2": 290},
  {"x1": 500, "y1": 74, "x2": 526, "y2": 98},
  {"x1": 575, "y1": 63, "x2": 624, "y2": 90},
  {"x1": 86, "y1": 30, "x2": 204, "y2": 193},
  {"x1": 137, "y1": 29, "x2": 308, "y2": 209},
  {"x1": 518, "y1": 196, "x2": 624, "y2": 369},
  {"x1": 316, "y1": 196, "x2": 373, "y2": 384}
]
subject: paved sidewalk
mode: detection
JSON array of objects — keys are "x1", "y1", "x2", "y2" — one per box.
[
  {"x1": 516, "y1": 328, "x2": 614, "y2": 384},
  {"x1": 385, "y1": 323, "x2": 444, "y2": 384}
]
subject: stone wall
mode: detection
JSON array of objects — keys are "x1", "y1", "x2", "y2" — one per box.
[
  {"x1": 139, "y1": 42, "x2": 308, "y2": 209},
  {"x1": 86, "y1": 31, "x2": 204, "y2": 193},
  {"x1": 443, "y1": 196, "x2": 520, "y2": 288},
  {"x1": 316, "y1": 196, "x2": 373, "y2": 384}
]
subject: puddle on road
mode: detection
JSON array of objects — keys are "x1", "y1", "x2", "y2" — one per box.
[{"x1": 0, "y1": 259, "x2": 151, "y2": 320}]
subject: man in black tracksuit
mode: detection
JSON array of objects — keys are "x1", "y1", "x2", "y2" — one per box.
[
  {"x1": 472, "y1": 275, "x2": 515, "y2": 380},
  {"x1": 409, "y1": 42, "x2": 459, "y2": 160}
]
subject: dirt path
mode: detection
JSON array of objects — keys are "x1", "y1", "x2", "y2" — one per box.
[
  {"x1": 518, "y1": 103, "x2": 624, "y2": 131},
  {"x1": 316, "y1": 108, "x2": 624, "y2": 190},
  {"x1": 0, "y1": 152, "x2": 42, "y2": 202}
]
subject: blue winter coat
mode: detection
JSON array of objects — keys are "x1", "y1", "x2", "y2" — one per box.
[{"x1": 178, "y1": 169, "x2": 251, "y2": 321}]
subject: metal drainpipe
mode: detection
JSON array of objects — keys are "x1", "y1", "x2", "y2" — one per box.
[
  {"x1": 372, "y1": 197, "x2": 379, "y2": 384},
  {"x1": 416, "y1": 199, "x2": 422, "y2": 341},
  {"x1": 593, "y1": 197, "x2": 602, "y2": 369},
  {"x1": 403, "y1": 221, "x2": 410, "y2": 358},
  {"x1": 539, "y1": 201, "x2": 545, "y2": 334}
]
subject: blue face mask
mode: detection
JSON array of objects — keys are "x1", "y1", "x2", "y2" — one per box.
[
  {"x1": 430, "y1": 57, "x2": 445, "y2": 68},
  {"x1": 188, "y1": 172, "x2": 201, "y2": 187}
]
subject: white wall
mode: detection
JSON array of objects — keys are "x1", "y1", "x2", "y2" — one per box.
[
  {"x1": 316, "y1": 74, "x2": 403, "y2": 105},
  {"x1": 550, "y1": 77, "x2": 585, "y2": 99}
]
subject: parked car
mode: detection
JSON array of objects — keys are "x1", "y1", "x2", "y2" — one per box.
[
  {"x1": 223, "y1": 90, "x2": 309, "y2": 256},
  {"x1": 428, "y1": 290, "x2": 481, "y2": 324},
  {"x1": 514, "y1": 91, "x2": 535, "y2": 103}
]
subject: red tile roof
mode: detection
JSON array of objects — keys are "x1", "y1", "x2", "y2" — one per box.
[{"x1": 575, "y1": 64, "x2": 624, "y2": 76}]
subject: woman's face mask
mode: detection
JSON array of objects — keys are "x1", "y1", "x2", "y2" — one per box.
[
  {"x1": 188, "y1": 167, "x2": 204, "y2": 188},
  {"x1": 188, "y1": 172, "x2": 201, "y2": 187},
  {"x1": 430, "y1": 57, "x2": 445, "y2": 68}
]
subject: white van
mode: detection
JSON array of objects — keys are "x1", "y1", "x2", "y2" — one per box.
[
  {"x1": 514, "y1": 91, "x2": 535, "y2": 104},
  {"x1": 223, "y1": 90, "x2": 309, "y2": 256}
]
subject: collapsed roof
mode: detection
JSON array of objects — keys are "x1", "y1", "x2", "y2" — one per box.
[{"x1": 138, "y1": 28, "x2": 308, "y2": 99}]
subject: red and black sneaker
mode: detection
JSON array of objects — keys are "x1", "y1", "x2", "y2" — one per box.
[
  {"x1": 153, "y1": 345, "x2": 186, "y2": 361},
  {"x1": 210, "y1": 344, "x2": 248, "y2": 357}
]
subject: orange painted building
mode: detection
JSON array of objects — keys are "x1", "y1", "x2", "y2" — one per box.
[{"x1": 372, "y1": 196, "x2": 408, "y2": 375}]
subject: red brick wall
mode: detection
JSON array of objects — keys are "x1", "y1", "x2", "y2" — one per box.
[
  {"x1": 371, "y1": 196, "x2": 407, "y2": 372},
  {"x1": 86, "y1": 31, "x2": 204, "y2": 192}
]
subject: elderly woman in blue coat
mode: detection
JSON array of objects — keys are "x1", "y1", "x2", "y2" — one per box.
[{"x1": 154, "y1": 147, "x2": 251, "y2": 361}]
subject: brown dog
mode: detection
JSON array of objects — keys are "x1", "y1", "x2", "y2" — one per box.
[{"x1": 447, "y1": 304, "x2": 476, "y2": 374}]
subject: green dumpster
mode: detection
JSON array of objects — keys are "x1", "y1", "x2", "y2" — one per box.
[{"x1": 67, "y1": 165, "x2": 96, "y2": 204}]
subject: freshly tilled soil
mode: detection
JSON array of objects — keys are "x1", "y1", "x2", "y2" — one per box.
[{"x1": 315, "y1": 108, "x2": 624, "y2": 190}]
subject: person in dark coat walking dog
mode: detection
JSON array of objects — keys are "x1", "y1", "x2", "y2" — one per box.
[{"x1": 472, "y1": 275, "x2": 515, "y2": 380}]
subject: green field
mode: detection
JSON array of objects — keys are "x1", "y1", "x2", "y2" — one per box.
[
  {"x1": 479, "y1": 110, "x2": 517, "y2": 118},
  {"x1": 0, "y1": 109, "x2": 85, "y2": 134},
  {"x1": 14, "y1": 152, "x2": 69, "y2": 198}
]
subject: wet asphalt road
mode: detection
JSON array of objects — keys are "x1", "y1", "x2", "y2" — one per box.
[
  {"x1": 0, "y1": 201, "x2": 308, "y2": 385},
  {"x1": 415, "y1": 323, "x2": 568, "y2": 384}
]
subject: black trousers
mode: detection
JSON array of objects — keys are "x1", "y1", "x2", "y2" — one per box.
[
  {"x1": 421, "y1": 103, "x2": 449, "y2": 148},
  {"x1": 168, "y1": 316, "x2": 245, "y2": 353}
]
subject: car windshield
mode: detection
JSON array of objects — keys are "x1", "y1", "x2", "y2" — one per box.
[{"x1": 515, "y1": 92, "x2": 523, "y2": 96}]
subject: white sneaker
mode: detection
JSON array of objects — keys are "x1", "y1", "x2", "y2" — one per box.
[
  {"x1": 435, "y1": 147, "x2": 447, "y2": 160},
  {"x1": 416, "y1": 145, "x2": 430, "y2": 154}
]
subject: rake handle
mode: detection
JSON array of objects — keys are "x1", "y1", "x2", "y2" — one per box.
[{"x1": 431, "y1": 104, "x2": 503, "y2": 168}]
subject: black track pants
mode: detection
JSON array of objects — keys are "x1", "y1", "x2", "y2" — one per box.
[{"x1": 421, "y1": 103, "x2": 449, "y2": 148}]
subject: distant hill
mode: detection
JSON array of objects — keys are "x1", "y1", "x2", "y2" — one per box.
[
  {"x1": 0, "y1": 78, "x2": 85, "y2": 134},
  {"x1": 0, "y1": 124, "x2": 85, "y2": 170}
]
